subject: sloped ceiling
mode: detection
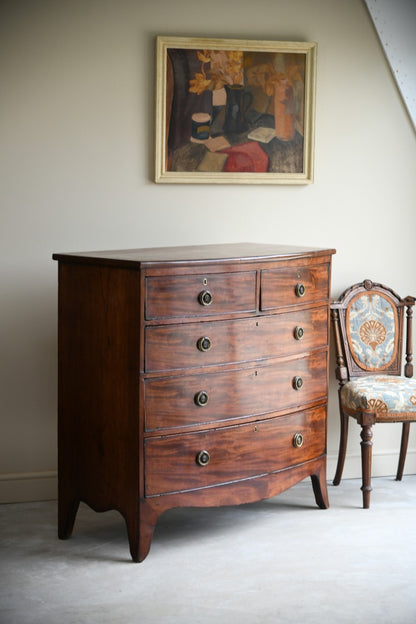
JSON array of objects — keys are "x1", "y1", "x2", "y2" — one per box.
[{"x1": 364, "y1": 0, "x2": 416, "y2": 132}]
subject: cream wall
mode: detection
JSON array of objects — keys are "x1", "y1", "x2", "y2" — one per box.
[{"x1": 1, "y1": 0, "x2": 415, "y2": 502}]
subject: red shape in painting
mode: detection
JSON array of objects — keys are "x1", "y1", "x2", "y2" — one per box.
[{"x1": 221, "y1": 142, "x2": 269, "y2": 173}]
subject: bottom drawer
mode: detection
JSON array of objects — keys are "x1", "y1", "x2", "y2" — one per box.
[{"x1": 144, "y1": 406, "x2": 326, "y2": 496}]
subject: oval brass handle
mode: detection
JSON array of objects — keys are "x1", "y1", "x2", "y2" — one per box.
[
  {"x1": 293, "y1": 376, "x2": 303, "y2": 390},
  {"x1": 194, "y1": 390, "x2": 209, "y2": 406},
  {"x1": 196, "y1": 450, "x2": 211, "y2": 466},
  {"x1": 197, "y1": 336, "x2": 212, "y2": 352},
  {"x1": 293, "y1": 433, "x2": 304, "y2": 448},
  {"x1": 295, "y1": 283, "x2": 306, "y2": 297},
  {"x1": 294, "y1": 326, "x2": 304, "y2": 341},
  {"x1": 198, "y1": 290, "x2": 213, "y2": 306}
]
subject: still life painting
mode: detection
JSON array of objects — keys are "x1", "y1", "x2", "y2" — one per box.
[{"x1": 155, "y1": 37, "x2": 317, "y2": 184}]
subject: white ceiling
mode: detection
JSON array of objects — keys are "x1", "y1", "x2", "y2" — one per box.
[{"x1": 364, "y1": 0, "x2": 416, "y2": 132}]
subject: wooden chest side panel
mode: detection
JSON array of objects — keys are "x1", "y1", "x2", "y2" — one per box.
[{"x1": 57, "y1": 263, "x2": 141, "y2": 509}]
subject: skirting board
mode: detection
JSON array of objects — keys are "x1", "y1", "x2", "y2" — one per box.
[
  {"x1": 326, "y1": 449, "x2": 416, "y2": 481},
  {"x1": 0, "y1": 452, "x2": 415, "y2": 503},
  {"x1": 0, "y1": 471, "x2": 57, "y2": 504}
]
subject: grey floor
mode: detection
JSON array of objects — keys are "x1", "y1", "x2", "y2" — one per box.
[{"x1": 1, "y1": 476, "x2": 416, "y2": 624}]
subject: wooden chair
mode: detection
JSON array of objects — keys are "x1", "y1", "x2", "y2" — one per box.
[{"x1": 331, "y1": 279, "x2": 416, "y2": 508}]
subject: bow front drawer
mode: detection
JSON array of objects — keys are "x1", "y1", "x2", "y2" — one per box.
[
  {"x1": 145, "y1": 306, "x2": 328, "y2": 372},
  {"x1": 261, "y1": 263, "x2": 330, "y2": 310},
  {"x1": 144, "y1": 349, "x2": 327, "y2": 431},
  {"x1": 144, "y1": 406, "x2": 326, "y2": 496},
  {"x1": 145, "y1": 271, "x2": 257, "y2": 320}
]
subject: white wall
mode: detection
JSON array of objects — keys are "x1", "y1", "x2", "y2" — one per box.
[{"x1": 1, "y1": 0, "x2": 415, "y2": 502}]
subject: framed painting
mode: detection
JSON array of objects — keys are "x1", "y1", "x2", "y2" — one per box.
[{"x1": 154, "y1": 36, "x2": 317, "y2": 184}]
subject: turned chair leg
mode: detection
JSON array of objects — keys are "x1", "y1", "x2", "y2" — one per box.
[
  {"x1": 333, "y1": 410, "x2": 349, "y2": 486},
  {"x1": 360, "y1": 424, "x2": 373, "y2": 509},
  {"x1": 396, "y1": 422, "x2": 410, "y2": 481}
]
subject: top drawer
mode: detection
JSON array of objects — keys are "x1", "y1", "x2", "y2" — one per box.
[
  {"x1": 261, "y1": 263, "x2": 330, "y2": 311},
  {"x1": 145, "y1": 271, "x2": 257, "y2": 320}
]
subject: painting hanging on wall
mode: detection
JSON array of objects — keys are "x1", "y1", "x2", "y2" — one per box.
[{"x1": 154, "y1": 36, "x2": 317, "y2": 184}]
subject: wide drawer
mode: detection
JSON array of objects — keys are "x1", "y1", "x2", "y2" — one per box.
[
  {"x1": 145, "y1": 271, "x2": 256, "y2": 320},
  {"x1": 144, "y1": 405, "x2": 326, "y2": 496},
  {"x1": 145, "y1": 306, "x2": 328, "y2": 372},
  {"x1": 261, "y1": 263, "x2": 330, "y2": 310},
  {"x1": 144, "y1": 350, "x2": 327, "y2": 431}
]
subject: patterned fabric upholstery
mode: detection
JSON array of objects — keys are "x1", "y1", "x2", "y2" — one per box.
[
  {"x1": 346, "y1": 292, "x2": 398, "y2": 371},
  {"x1": 341, "y1": 375, "x2": 416, "y2": 414}
]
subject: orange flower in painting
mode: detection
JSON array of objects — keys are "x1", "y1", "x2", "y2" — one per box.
[
  {"x1": 189, "y1": 50, "x2": 212, "y2": 94},
  {"x1": 246, "y1": 56, "x2": 303, "y2": 96},
  {"x1": 227, "y1": 50, "x2": 243, "y2": 63},
  {"x1": 189, "y1": 72, "x2": 212, "y2": 95},
  {"x1": 246, "y1": 63, "x2": 277, "y2": 91},
  {"x1": 197, "y1": 50, "x2": 211, "y2": 64},
  {"x1": 189, "y1": 49, "x2": 244, "y2": 93}
]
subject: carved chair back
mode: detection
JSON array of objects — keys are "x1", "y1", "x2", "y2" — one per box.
[{"x1": 331, "y1": 280, "x2": 414, "y2": 385}]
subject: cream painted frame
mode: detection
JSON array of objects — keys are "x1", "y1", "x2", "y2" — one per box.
[{"x1": 155, "y1": 36, "x2": 317, "y2": 184}]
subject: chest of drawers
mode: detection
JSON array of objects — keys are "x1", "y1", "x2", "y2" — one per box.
[{"x1": 53, "y1": 243, "x2": 335, "y2": 562}]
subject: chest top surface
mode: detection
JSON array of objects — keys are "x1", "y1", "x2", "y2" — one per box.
[{"x1": 52, "y1": 242, "x2": 336, "y2": 268}]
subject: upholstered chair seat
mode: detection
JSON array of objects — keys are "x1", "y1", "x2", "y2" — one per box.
[{"x1": 341, "y1": 375, "x2": 416, "y2": 417}]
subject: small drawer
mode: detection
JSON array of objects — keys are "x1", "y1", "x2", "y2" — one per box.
[
  {"x1": 144, "y1": 350, "x2": 328, "y2": 431},
  {"x1": 145, "y1": 306, "x2": 328, "y2": 372},
  {"x1": 145, "y1": 271, "x2": 256, "y2": 320},
  {"x1": 261, "y1": 263, "x2": 330, "y2": 311},
  {"x1": 144, "y1": 406, "x2": 326, "y2": 496}
]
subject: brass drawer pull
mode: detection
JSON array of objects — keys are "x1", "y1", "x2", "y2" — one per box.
[
  {"x1": 294, "y1": 326, "x2": 304, "y2": 340},
  {"x1": 196, "y1": 450, "x2": 211, "y2": 466},
  {"x1": 197, "y1": 336, "x2": 212, "y2": 352},
  {"x1": 194, "y1": 390, "x2": 209, "y2": 406},
  {"x1": 293, "y1": 376, "x2": 303, "y2": 390},
  {"x1": 293, "y1": 433, "x2": 304, "y2": 448},
  {"x1": 295, "y1": 283, "x2": 306, "y2": 297},
  {"x1": 198, "y1": 290, "x2": 213, "y2": 306}
]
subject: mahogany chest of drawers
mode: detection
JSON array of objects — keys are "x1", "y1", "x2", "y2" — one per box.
[{"x1": 53, "y1": 243, "x2": 335, "y2": 562}]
